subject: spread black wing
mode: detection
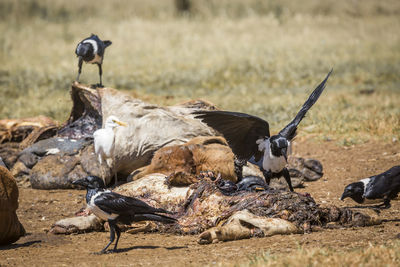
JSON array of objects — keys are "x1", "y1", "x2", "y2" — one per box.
[
  {"x1": 279, "y1": 70, "x2": 332, "y2": 140},
  {"x1": 94, "y1": 192, "x2": 171, "y2": 216},
  {"x1": 194, "y1": 110, "x2": 270, "y2": 161},
  {"x1": 364, "y1": 166, "x2": 400, "y2": 200}
]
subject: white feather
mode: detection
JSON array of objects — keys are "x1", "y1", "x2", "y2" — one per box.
[
  {"x1": 83, "y1": 39, "x2": 98, "y2": 54},
  {"x1": 93, "y1": 128, "x2": 115, "y2": 168},
  {"x1": 256, "y1": 138, "x2": 266, "y2": 151},
  {"x1": 93, "y1": 116, "x2": 126, "y2": 170},
  {"x1": 360, "y1": 178, "x2": 371, "y2": 194},
  {"x1": 87, "y1": 191, "x2": 118, "y2": 221}
]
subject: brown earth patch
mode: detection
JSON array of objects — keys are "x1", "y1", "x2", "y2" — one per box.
[{"x1": 1, "y1": 139, "x2": 400, "y2": 266}]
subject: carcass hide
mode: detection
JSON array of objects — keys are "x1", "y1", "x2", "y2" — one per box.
[
  {"x1": 10, "y1": 82, "x2": 217, "y2": 188},
  {"x1": 51, "y1": 173, "x2": 381, "y2": 244},
  {"x1": 0, "y1": 166, "x2": 25, "y2": 245},
  {"x1": 130, "y1": 136, "x2": 237, "y2": 185},
  {"x1": 0, "y1": 116, "x2": 58, "y2": 145},
  {"x1": 0, "y1": 116, "x2": 58, "y2": 169},
  {"x1": 98, "y1": 86, "x2": 217, "y2": 176}
]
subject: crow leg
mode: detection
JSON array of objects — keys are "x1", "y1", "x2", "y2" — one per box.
[
  {"x1": 383, "y1": 198, "x2": 391, "y2": 209},
  {"x1": 374, "y1": 199, "x2": 391, "y2": 209},
  {"x1": 99, "y1": 220, "x2": 116, "y2": 254},
  {"x1": 262, "y1": 170, "x2": 272, "y2": 186},
  {"x1": 282, "y1": 168, "x2": 294, "y2": 192},
  {"x1": 97, "y1": 63, "x2": 103, "y2": 87},
  {"x1": 234, "y1": 158, "x2": 246, "y2": 182},
  {"x1": 367, "y1": 199, "x2": 391, "y2": 210},
  {"x1": 349, "y1": 199, "x2": 391, "y2": 211},
  {"x1": 112, "y1": 225, "x2": 121, "y2": 251},
  {"x1": 76, "y1": 58, "x2": 83, "y2": 82}
]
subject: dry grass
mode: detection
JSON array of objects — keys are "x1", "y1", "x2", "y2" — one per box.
[
  {"x1": 0, "y1": 0, "x2": 399, "y2": 145},
  {"x1": 238, "y1": 241, "x2": 400, "y2": 267}
]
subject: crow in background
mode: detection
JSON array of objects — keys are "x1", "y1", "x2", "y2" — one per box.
[
  {"x1": 341, "y1": 166, "x2": 400, "y2": 209},
  {"x1": 75, "y1": 34, "x2": 112, "y2": 87}
]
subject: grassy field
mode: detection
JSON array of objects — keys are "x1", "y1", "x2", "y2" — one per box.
[
  {"x1": 239, "y1": 241, "x2": 400, "y2": 267},
  {"x1": 1, "y1": 0, "x2": 399, "y2": 145}
]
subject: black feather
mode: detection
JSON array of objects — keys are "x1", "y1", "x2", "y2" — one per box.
[
  {"x1": 73, "y1": 176, "x2": 176, "y2": 254},
  {"x1": 94, "y1": 191, "x2": 171, "y2": 216},
  {"x1": 194, "y1": 110, "x2": 270, "y2": 161},
  {"x1": 279, "y1": 70, "x2": 332, "y2": 140},
  {"x1": 364, "y1": 166, "x2": 400, "y2": 200},
  {"x1": 103, "y1": 40, "x2": 112, "y2": 47}
]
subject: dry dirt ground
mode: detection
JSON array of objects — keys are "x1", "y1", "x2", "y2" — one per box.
[{"x1": 1, "y1": 139, "x2": 400, "y2": 266}]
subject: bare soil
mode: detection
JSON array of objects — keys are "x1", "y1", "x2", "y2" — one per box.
[{"x1": 2, "y1": 139, "x2": 400, "y2": 266}]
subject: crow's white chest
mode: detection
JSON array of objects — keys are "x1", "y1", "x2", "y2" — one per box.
[
  {"x1": 360, "y1": 177, "x2": 383, "y2": 203},
  {"x1": 360, "y1": 178, "x2": 370, "y2": 194},
  {"x1": 87, "y1": 191, "x2": 118, "y2": 221},
  {"x1": 258, "y1": 139, "x2": 290, "y2": 173}
]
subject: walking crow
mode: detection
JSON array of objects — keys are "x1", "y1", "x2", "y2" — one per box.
[{"x1": 73, "y1": 176, "x2": 176, "y2": 254}]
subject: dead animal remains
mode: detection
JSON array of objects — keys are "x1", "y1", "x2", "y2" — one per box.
[{"x1": 53, "y1": 172, "x2": 381, "y2": 244}]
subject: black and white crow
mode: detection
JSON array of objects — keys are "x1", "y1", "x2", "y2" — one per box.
[
  {"x1": 194, "y1": 70, "x2": 332, "y2": 192},
  {"x1": 72, "y1": 176, "x2": 176, "y2": 254},
  {"x1": 75, "y1": 34, "x2": 112, "y2": 87},
  {"x1": 340, "y1": 166, "x2": 400, "y2": 209}
]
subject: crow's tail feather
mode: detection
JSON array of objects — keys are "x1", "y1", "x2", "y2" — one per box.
[
  {"x1": 133, "y1": 213, "x2": 177, "y2": 224},
  {"x1": 153, "y1": 207, "x2": 176, "y2": 215}
]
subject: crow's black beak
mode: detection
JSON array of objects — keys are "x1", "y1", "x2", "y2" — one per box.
[
  {"x1": 281, "y1": 147, "x2": 288, "y2": 161},
  {"x1": 72, "y1": 178, "x2": 88, "y2": 188},
  {"x1": 340, "y1": 192, "x2": 347, "y2": 201}
]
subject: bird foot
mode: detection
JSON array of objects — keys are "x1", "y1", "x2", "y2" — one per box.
[
  {"x1": 90, "y1": 83, "x2": 104, "y2": 89},
  {"x1": 93, "y1": 249, "x2": 116, "y2": 255}
]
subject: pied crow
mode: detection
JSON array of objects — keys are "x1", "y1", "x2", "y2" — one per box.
[
  {"x1": 194, "y1": 70, "x2": 332, "y2": 192},
  {"x1": 75, "y1": 34, "x2": 112, "y2": 87},
  {"x1": 73, "y1": 176, "x2": 176, "y2": 254},
  {"x1": 340, "y1": 165, "x2": 400, "y2": 209}
]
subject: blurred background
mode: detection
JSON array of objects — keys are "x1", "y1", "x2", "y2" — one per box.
[{"x1": 0, "y1": 0, "x2": 399, "y2": 144}]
